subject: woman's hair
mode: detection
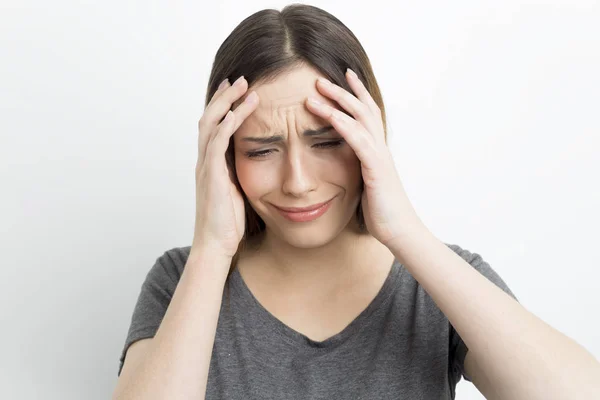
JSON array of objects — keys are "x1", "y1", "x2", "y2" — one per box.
[{"x1": 203, "y1": 4, "x2": 388, "y2": 280}]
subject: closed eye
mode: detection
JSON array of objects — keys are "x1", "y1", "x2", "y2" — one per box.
[
  {"x1": 244, "y1": 140, "x2": 345, "y2": 159},
  {"x1": 314, "y1": 140, "x2": 344, "y2": 149}
]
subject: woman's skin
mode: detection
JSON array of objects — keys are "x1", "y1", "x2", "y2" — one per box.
[
  {"x1": 227, "y1": 64, "x2": 600, "y2": 399},
  {"x1": 231, "y1": 65, "x2": 396, "y2": 342},
  {"x1": 113, "y1": 63, "x2": 600, "y2": 400}
]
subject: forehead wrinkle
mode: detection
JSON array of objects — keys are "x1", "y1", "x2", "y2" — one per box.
[
  {"x1": 248, "y1": 101, "x2": 315, "y2": 136},
  {"x1": 261, "y1": 99, "x2": 304, "y2": 115}
]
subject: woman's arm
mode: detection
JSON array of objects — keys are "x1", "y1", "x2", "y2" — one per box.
[
  {"x1": 112, "y1": 249, "x2": 230, "y2": 400},
  {"x1": 305, "y1": 69, "x2": 600, "y2": 398},
  {"x1": 387, "y1": 226, "x2": 600, "y2": 400}
]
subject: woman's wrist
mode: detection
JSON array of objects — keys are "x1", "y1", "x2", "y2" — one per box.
[{"x1": 187, "y1": 244, "x2": 233, "y2": 275}]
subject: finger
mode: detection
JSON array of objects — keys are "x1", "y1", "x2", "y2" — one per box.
[
  {"x1": 208, "y1": 110, "x2": 236, "y2": 166},
  {"x1": 315, "y1": 77, "x2": 379, "y2": 136},
  {"x1": 305, "y1": 98, "x2": 376, "y2": 169},
  {"x1": 206, "y1": 78, "x2": 231, "y2": 108},
  {"x1": 230, "y1": 91, "x2": 259, "y2": 132},
  {"x1": 203, "y1": 76, "x2": 248, "y2": 128},
  {"x1": 198, "y1": 78, "x2": 231, "y2": 164},
  {"x1": 345, "y1": 68, "x2": 381, "y2": 116},
  {"x1": 197, "y1": 76, "x2": 247, "y2": 164},
  {"x1": 198, "y1": 78, "x2": 231, "y2": 162},
  {"x1": 206, "y1": 90, "x2": 259, "y2": 159}
]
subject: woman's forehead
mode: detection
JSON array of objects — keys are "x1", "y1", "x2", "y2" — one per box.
[
  {"x1": 255, "y1": 71, "x2": 319, "y2": 99},
  {"x1": 238, "y1": 100, "x2": 323, "y2": 135},
  {"x1": 235, "y1": 66, "x2": 325, "y2": 106},
  {"x1": 236, "y1": 66, "x2": 337, "y2": 133}
]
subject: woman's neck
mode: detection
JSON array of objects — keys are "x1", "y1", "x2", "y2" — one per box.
[{"x1": 240, "y1": 224, "x2": 394, "y2": 292}]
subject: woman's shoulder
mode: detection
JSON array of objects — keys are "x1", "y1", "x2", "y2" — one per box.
[
  {"x1": 396, "y1": 242, "x2": 516, "y2": 301},
  {"x1": 147, "y1": 243, "x2": 259, "y2": 283},
  {"x1": 142, "y1": 245, "x2": 193, "y2": 287}
]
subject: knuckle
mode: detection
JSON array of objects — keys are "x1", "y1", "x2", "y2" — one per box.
[
  {"x1": 357, "y1": 133, "x2": 368, "y2": 148},
  {"x1": 357, "y1": 102, "x2": 370, "y2": 117}
]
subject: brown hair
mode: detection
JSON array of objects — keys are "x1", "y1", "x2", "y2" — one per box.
[{"x1": 203, "y1": 4, "x2": 388, "y2": 281}]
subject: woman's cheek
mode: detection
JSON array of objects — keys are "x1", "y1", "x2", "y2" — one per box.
[
  {"x1": 338, "y1": 147, "x2": 362, "y2": 181},
  {"x1": 235, "y1": 158, "x2": 278, "y2": 200}
]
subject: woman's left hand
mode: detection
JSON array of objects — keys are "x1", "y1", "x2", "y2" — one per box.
[{"x1": 305, "y1": 68, "x2": 425, "y2": 248}]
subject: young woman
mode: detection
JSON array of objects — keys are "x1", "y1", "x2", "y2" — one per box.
[{"x1": 112, "y1": 5, "x2": 600, "y2": 400}]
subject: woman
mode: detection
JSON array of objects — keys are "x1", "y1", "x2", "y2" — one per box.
[{"x1": 113, "y1": 5, "x2": 600, "y2": 400}]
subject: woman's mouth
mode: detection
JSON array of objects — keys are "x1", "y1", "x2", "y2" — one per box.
[{"x1": 272, "y1": 196, "x2": 336, "y2": 222}]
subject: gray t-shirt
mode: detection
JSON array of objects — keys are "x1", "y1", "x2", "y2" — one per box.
[{"x1": 118, "y1": 243, "x2": 517, "y2": 399}]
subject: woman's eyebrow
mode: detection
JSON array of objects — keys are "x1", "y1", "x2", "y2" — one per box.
[{"x1": 241, "y1": 126, "x2": 335, "y2": 144}]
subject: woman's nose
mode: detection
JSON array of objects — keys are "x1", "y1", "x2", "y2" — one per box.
[{"x1": 281, "y1": 150, "x2": 317, "y2": 198}]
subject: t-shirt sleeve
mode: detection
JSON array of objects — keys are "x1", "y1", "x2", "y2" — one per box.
[
  {"x1": 117, "y1": 247, "x2": 187, "y2": 376},
  {"x1": 446, "y1": 243, "x2": 519, "y2": 383}
]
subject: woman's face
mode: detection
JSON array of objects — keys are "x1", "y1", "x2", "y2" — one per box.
[{"x1": 232, "y1": 65, "x2": 363, "y2": 248}]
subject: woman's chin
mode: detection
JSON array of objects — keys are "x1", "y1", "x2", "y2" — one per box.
[{"x1": 265, "y1": 217, "x2": 350, "y2": 249}]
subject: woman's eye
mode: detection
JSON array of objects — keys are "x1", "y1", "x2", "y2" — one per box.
[
  {"x1": 245, "y1": 149, "x2": 274, "y2": 159},
  {"x1": 314, "y1": 140, "x2": 344, "y2": 149},
  {"x1": 244, "y1": 140, "x2": 344, "y2": 159}
]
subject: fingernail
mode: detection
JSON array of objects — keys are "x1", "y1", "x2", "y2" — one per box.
[
  {"x1": 318, "y1": 77, "x2": 331, "y2": 86},
  {"x1": 244, "y1": 91, "x2": 257, "y2": 104},
  {"x1": 346, "y1": 68, "x2": 357, "y2": 77},
  {"x1": 218, "y1": 78, "x2": 229, "y2": 90},
  {"x1": 224, "y1": 110, "x2": 234, "y2": 122},
  {"x1": 233, "y1": 76, "x2": 245, "y2": 87}
]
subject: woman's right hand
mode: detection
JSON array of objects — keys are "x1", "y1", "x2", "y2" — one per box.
[{"x1": 192, "y1": 76, "x2": 259, "y2": 260}]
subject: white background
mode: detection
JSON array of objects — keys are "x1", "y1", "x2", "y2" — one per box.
[{"x1": 2, "y1": 0, "x2": 599, "y2": 399}]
